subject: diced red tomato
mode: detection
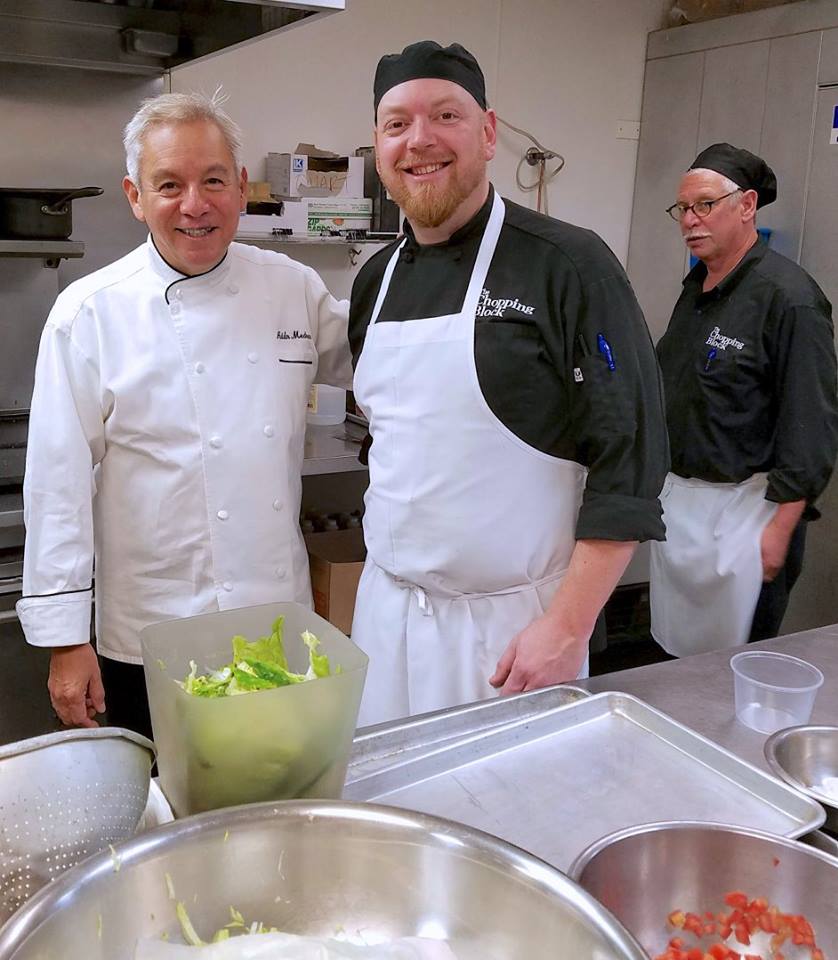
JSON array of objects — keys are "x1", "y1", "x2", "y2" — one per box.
[
  {"x1": 654, "y1": 890, "x2": 823, "y2": 960},
  {"x1": 724, "y1": 892, "x2": 749, "y2": 910}
]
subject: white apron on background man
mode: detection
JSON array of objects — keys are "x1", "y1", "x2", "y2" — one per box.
[
  {"x1": 351, "y1": 194, "x2": 587, "y2": 727},
  {"x1": 650, "y1": 472, "x2": 777, "y2": 657}
]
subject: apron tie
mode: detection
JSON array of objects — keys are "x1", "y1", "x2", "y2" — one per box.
[
  {"x1": 389, "y1": 566, "x2": 568, "y2": 614},
  {"x1": 393, "y1": 576, "x2": 435, "y2": 616}
]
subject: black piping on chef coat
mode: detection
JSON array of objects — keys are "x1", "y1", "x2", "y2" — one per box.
[
  {"x1": 349, "y1": 187, "x2": 669, "y2": 543},
  {"x1": 657, "y1": 238, "x2": 838, "y2": 508}
]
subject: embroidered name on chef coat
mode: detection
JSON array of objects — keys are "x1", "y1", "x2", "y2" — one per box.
[
  {"x1": 705, "y1": 326, "x2": 745, "y2": 351},
  {"x1": 276, "y1": 330, "x2": 313, "y2": 340}
]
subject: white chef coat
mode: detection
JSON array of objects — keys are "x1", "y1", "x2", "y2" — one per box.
[{"x1": 17, "y1": 237, "x2": 352, "y2": 663}]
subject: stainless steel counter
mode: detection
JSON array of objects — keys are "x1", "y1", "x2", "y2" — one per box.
[
  {"x1": 580, "y1": 626, "x2": 838, "y2": 773},
  {"x1": 302, "y1": 420, "x2": 367, "y2": 476}
]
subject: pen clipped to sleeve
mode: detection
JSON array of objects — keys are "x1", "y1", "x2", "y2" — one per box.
[{"x1": 597, "y1": 333, "x2": 616, "y2": 371}]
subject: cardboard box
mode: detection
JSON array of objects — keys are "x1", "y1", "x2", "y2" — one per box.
[
  {"x1": 306, "y1": 197, "x2": 372, "y2": 235},
  {"x1": 267, "y1": 150, "x2": 365, "y2": 199},
  {"x1": 237, "y1": 199, "x2": 307, "y2": 237},
  {"x1": 305, "y1": 528, "x2": 366, "y2": 636},
  {"x1": 247, "y1": 181, "x2": 272, "y2": 201}
]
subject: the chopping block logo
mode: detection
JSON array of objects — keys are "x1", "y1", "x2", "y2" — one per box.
[
  {"x1": 706, "y1": 326, "x2": 745, "y2": 351},
  {"x1": 477, "y1": 287, "x2": 535, "y2": 319}
]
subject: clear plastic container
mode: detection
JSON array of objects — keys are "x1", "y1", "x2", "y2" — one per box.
[
  {"x1": 306, "y1": 384, "x2": 346, "y2": 426},
  {"x1": 141, "y1": 602, "x2": 367, "y2": 817},
  {"x1": 730, "y1": 650, "x2": 824, "y2": 735}
]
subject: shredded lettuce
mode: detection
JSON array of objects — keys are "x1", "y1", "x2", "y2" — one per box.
[{"x1": 178, "y1": 618, "x2": 332, "y2": 698}]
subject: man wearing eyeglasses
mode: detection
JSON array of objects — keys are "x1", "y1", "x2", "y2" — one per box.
[{"x1": 650, "y1": 143, "x2": 838, "y2": 658}]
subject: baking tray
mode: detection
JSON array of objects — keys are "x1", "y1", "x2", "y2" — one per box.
[
  {"x1": 350, "y1": 683, "x2": 590, "y2": 780},
  {"x1": 344, "y1": 691, "x2": 825, "y2": 871}
]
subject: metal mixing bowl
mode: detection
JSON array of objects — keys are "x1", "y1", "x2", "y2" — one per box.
[
  {"x1": 0, "y1": 800, "x2": 648, "y2": 960},
  {"x1": 765, "y1": 725, "x2": 838, "y2": 834},
  {"x1": 569, "y1": 821, "x2": 838, "y2": 958}
]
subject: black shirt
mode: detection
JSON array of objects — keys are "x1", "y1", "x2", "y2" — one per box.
[
  {"x1": 657, "y1": 238, "x2": 838, "y2": 505},
  {"x1": 349, "y1": 188, "x2": 669, "y2": 542}
]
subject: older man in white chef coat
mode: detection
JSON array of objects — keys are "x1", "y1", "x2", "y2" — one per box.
[{"x1": 17, "y1": 91, "x2": 352, "y2": 736}]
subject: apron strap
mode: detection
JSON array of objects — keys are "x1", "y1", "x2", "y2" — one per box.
[{"x1": 369, "y1": 238, "x2": 407, "y2": 326}]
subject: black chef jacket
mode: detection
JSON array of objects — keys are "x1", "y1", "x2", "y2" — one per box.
[
  {"x1": 349, "y1": 187, "x2": 669, "y2": 543},
  {"x1": 657, "y1": 238, "x2": 838, "y2": 507}
]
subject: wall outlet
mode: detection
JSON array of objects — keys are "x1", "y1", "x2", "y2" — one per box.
[{"x1": 616, "y1": 120, "x2": 641, "y2": 140}]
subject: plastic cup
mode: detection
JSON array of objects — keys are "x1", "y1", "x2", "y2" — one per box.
[{"x1": 730, "y1": 651, "x2": 824, "y2": 735}]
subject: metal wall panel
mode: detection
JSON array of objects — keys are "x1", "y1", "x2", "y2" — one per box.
[
  {"x1": 626, "y1": 52, "x2": 704, "y2": 341},
  {"x1": 698, "y1": 41, "x2": 770, "y2": 152},
  {"x1": 818, "y1": 25, "x2": 838, "y2": 83},
  {"x1": 0, "y1": 64, "x2": 160, "y2": 412},
  {"x1": 0, "y1": 262, "x2": 58, "y2": 411},
  {"x1": 786, "y1": 85, "x2": 838, "y2": 632},
  {"x1": 0, "y1": 64, "x2": 161, "y2": 287},
  {"x1": 758, "y1": 31, "x2": 822, "y2": 261}
]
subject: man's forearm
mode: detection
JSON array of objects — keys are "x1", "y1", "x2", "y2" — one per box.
[
  {"x1": 770, "y1": 499, "x2": 806, "y2": 534},
  {"x1": 543, "y1": 539, "x2": 638, "y2": 637}
]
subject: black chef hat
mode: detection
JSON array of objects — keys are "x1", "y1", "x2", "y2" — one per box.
[
  {"x1": 374, "y1": 41, "x2": 487, "y2": 116},
  {"x1": 689, "y1": 142, "x2": 777, "y2": 208}
]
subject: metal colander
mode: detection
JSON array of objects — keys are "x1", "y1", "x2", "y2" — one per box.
[{"x1": 0, "y1": 727, "x2": 155, "y2": 924}]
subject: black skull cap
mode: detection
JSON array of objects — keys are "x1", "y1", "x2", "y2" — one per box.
[
  {"x1": 374, "y1": 41, "x2": 487, "y2": 116},
  {"x1": 689, "y1": 142, "x2": 777, "y2": 208}
]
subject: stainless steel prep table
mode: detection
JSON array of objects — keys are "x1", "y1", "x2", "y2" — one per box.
[
  {"x1": 579, "y1": 626, "x2": 838, "y2": 772},
  {"x1": 346, "y1": 626, "x2": 838, "y2": 867}
]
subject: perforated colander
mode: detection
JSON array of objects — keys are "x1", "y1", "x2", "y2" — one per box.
[{"x1": 0, "y1": 727, "x2": 155, "y2": 924}]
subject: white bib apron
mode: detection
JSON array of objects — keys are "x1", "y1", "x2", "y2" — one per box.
[
  {"x1": 650, "y1": 472, "x2": 777, "y2": 657},
  {"x1": 352, "y1": 193, "x2": 587, "y2": 727}
]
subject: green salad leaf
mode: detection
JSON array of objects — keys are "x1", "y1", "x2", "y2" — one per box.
[{"x1": 178, "y1": 617, "x2": 332, "y2": 698}]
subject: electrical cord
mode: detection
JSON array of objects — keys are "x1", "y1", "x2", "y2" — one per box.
[{"x1": 497, "y1": 116, "x2": 565, "y2": 216}]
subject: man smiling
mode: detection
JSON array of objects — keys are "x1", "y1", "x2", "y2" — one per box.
[
  {"x1": 17, "y1": 91, "x2": 352, "y2": 735},
  {"x1": 349, "y1": 41, "x2": 669, "y2": 726},
  {"x1": 651, "y1": 143, "x2": 838, "y2": 656}
]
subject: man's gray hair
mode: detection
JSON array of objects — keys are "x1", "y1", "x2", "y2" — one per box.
[
  {"x1": 688, "y1": 168, "x2": 743, "y2": 197},
  {"x1": 123, "y1": 89, "x2": 243, "y2": 187}
]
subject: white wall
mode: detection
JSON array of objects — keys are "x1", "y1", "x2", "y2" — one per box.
[{"x1": 171, "y1": 0, "x2": 670, "y2": 268}]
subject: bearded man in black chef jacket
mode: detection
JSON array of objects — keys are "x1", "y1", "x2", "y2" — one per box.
[
  {"x1": 651, "y1": 143, "x2": 838, "y2": 658},
  {"x1": 17, "y1": 91, "x2": 352, "y2": 736},
  {"x1": 348, "y1": 41, "x2": 670, "y2": 727}
]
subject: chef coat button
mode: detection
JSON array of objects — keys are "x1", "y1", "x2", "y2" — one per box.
[
  {"x1": 263, "y1": 425, "x2": 274, "y2": 438},
  {"x1": 247, "y1": 352, "x2": 259, "y2": 364},
  {"x1": 195, "y1": 361, "x2": 205, "y2": 374},
  {"x1": 272, "y1": 499, "x2": 282, "y2": 511},
  {"x1": 228, "y1": 283, "x2": 239, "y2": 295},
  {"x1": 217, "y1": 509, "x2": 229, "y2": 521},
  {"x1": 209, "y1": 435, "x2": 223, "y2": 449},
  {"x1": 170, "y1": 303, "x2": 181, "y2": 316},
  {"x1": 222, "y1": 581, "x2": 233, "y2": 592},
  {"x1": 175, "y1": 289, "x2": 184, "y2": 300},
  {"x1": 275, "y1": 567, "x2": 286, "y2": 580}
]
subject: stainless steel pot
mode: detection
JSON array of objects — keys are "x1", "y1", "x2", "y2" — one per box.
[
  {"x1": 569, "y1": 821, "x2": 838, "y2": 958},
  {"x1": 0, "y1": 187, "x2": 103, "y2": 240},
  {"x1": 0, "y1": 800, "x2": 648, "y2": 959}
]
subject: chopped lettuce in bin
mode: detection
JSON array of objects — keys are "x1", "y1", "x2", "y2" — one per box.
[{"x1": 178, "y1": 617, "x2": 333, "y2": 697}]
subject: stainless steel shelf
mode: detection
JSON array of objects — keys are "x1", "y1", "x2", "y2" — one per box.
[
  {"x1": 236, "y1": 234, "x2": 394, "y2": 247},
  {"x1": 0, "y1": 239, "x2": 84, "y2": 260}
]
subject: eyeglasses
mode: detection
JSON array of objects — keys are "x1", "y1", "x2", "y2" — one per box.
[{"x1": 665, "y1": 190, "x2": 740, "y2": 222}]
